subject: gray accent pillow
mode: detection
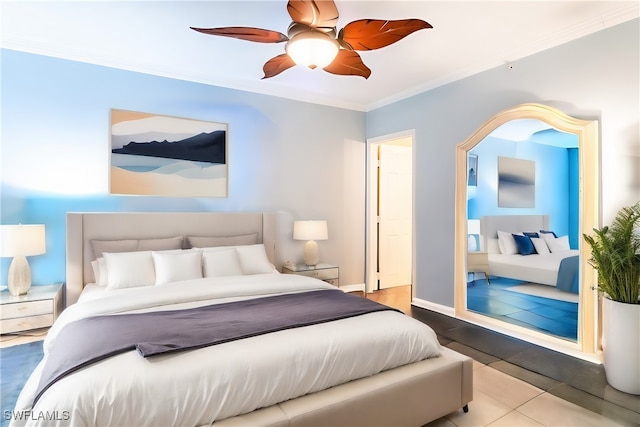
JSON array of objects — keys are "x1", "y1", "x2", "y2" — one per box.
[
  {"x1": 187, "y1": 233, "x2": 259, "y2": 249},
  {"x1": 91, "y1": 236, "x2": 184, "y2": 259}
]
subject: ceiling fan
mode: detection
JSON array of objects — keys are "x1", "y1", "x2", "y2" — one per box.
[{"x1": 191, "y1": 0, "x2": 432, "y2": 79}]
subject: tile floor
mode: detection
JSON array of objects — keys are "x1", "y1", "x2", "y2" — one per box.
[
  {"x1": 365, "y1": 285, "x2": 639, "y2": 426},
  {"x1": 426, "y1": 360, "x2": 626, "y2": 426},
  {"x1": 466, "y1": 277, "x2": 578, "y2": 341},
  {"x1": 411, "y1": 307, "x2": 640, "y2": 427}
]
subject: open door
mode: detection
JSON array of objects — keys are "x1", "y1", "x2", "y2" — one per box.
[{"x1": 378, "y1": 143, "x2": 412, "y2": 289}]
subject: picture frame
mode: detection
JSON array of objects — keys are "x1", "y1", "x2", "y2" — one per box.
[
  {"x1": 467, "y1": 154, "x2": 478, "y2": 186},
  {"x1": 497, "y1": 156, "x2": 535, "y2": 208},
  {"x1": 109, "y1": 109, "x2": 228, "y2": 197}
]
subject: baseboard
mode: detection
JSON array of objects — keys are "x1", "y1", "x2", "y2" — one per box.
[
  {"x1": 411, "y1": 298, "x2": 455, "y2": 317},
  {"x1": 340, "y1": 283, "x2": 366, "y2": 293}
]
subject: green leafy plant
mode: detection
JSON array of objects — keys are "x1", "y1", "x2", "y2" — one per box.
[{"x1": 583, "y1": 202, "x2": 640, "y2": 304}]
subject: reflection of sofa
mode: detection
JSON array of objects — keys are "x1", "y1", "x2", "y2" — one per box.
[{"x1": 480, "y1": 215, "x2": 579, "y2": 292}]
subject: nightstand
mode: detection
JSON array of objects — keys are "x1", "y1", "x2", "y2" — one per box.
[
  {"x1": 467, "y1": 252, "x2": 490, "y2": 284},
  {"x1": 282, "y1": 263, "x2": 339, "y2": 286},
  {"x1": 0, "y1": 284, "x2": 63, "y2": 334}
]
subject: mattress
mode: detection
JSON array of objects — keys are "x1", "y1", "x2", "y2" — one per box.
[
  {"x1": 488, "y1": 250, "x2": 579, "y2": 286},
  {"x1": 12, "y1": 273, "x2": 441, "y2": 427}
]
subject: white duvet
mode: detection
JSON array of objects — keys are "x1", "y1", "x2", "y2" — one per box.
[
  {"x1": 12, "y1": 274, "x2": 441, "y2": 427},
  {"x1": 488, "y1": 249, "x2": 579, "y2": 286}
]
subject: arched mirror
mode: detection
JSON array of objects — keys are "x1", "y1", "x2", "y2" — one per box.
[{"x1": 454, "y1": 103, "x2": 600, "y2": 360}]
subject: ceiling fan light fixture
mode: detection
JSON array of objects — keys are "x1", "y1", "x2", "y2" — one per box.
[
  {"x1": 192, "y1": 1, "x2": 431, "y2": 79},
  {"x1": 286, "y1": 31, "x2": 339, "y2": 69}
]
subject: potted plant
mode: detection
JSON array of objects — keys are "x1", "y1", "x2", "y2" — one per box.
[{"x1": 584, "y1": 202, "x2": 640, "y2": 395}]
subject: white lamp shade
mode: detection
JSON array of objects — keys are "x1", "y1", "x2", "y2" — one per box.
[
  {"x1": 286, "y1": 32, "x2": 339, "y2": 68},
  {"x1": 1, "y1": 224, "x2": 46, "y2": 257},
  {"x1": 467, "y1": 219, "x2": 480, "y2": 235},
  {"x1": 293, "y1": 220, "x2": 328, "y2": 241},
  {"x1": 467, "y1": 219, "x2": 480, "y2": 252},
  {"x1": 1, "y1": 224, "x2": 45, "y2": 296}
]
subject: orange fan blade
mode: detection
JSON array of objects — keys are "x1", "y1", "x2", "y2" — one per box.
[
  {"x1": 262, "y1": 53, "x2": 297, "y2": 79},
  {"x1": 191, "y1": 27, "x2": 288, "y2": 43},
  {"x1": 287, "y1": 0, "x2": 339, "y2": 30},
  {"x1": 339, "y1": 19, "x2": 432, "y2": 51},
  {"x1": 323, "y1": 50, "x2": 371, "y2": 79}
]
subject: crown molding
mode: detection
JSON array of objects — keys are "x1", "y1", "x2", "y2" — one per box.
[
  {"x1": 364, "y1": 5, "x2": 639, "y2": 111},
  {"x1": 3, "y1": 4, "x2": 638, "y2": 113}
]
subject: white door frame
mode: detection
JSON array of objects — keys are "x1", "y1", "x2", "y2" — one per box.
[{"x1": 365, "y1": 130, "x2": 416, "y2": 294}]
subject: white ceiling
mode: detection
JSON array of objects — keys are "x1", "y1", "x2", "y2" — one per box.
[
  {"x1": 488, "y1": 119, "x2": 578, "y2": 147},
  {"x1": 2, "y1": 1, "x2": 638, "y2": 111}
]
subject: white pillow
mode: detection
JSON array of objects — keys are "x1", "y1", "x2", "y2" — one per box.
[
  {"x1": 531, "y1": 237, "x2": 550, "y2": 255},
  {"x1": 152, "y1": 250, "x2": 203, "y2": 285},
  {"x1": 497, "y1": 231, "x2": 519, "y2": 255},
  {"x1": 91, "y1": 258, "x2": 108, "y2": 286},
  {"x1": 91, "y1": 259, "x2": 100, "y2": 284},
  {"x1": 236, "y1": 244, "x2": 274, "y2": 274},
  {"x1": 202, "y1": 248, "x2": 244, "y2": 277},
  {"x1": 104, "y1": 251, "x2": 155, "y2": 290},
  {"x1": 546, "y1": 235, "x2": 571, "y2": 253},
  {"x1": 486, "y1": 238, "x2": 500, "y2": 254},
  {"x1": 540, "y1": 232, "x2": 556, "y2": 245}
]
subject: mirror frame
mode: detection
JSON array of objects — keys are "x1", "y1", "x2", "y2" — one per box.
[{"x1": 454, "y1": 103, "x2": 600, "y2": 358}]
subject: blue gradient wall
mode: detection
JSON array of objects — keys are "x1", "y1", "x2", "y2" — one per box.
[
  {"x1": 1, "y1": 50, "x2": 366, "y2": 287},
  {"x1": 467, "y1": 138, "x2": 578, "y2": 248}
]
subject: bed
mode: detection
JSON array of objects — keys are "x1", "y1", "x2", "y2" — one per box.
[
  {"x1": 479, "y1": 215, "x2": 579, "y2": 293},
  {"x1": 12, "y1": 212, "x2": 472, "y2": 427}
]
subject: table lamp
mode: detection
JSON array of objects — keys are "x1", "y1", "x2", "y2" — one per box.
[
  {"x1": 467, "y1": 219, "x2": 480, "y2": 252},
  {"x1": 1, "y1": 224, "x2": 46, "y2": 296},
  {"x1": 293, "y1": 220, "x2": 328, "y2": 267}
]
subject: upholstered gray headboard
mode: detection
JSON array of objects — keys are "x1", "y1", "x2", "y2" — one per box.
[
  {"x1": 479, "y1": 215, "x2": 549, "y2": 253},
  {"x1": 66, "y1": 212, "x2": 276, "y2": 306}
]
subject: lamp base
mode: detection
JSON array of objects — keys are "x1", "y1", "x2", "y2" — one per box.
[
  {"x1": 468, "y1": 234, "x2": 478, "y2": 252},
  {"x1": 303, "y1": 240, "x2": 319, "y2": 266},
  {"x1": 8, "y1": 255, "x2": 31, "y2": 296}
]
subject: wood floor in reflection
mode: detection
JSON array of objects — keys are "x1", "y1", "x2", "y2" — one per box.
[{"x1": 365, "y1": 284, "x2": 411, "y2": 314}]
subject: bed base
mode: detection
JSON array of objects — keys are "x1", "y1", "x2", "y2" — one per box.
[
  {"x1": 212, "y1": 346, "x2": 473, "y2": 427},
  {"x1": 66, "y1": 212, "x2": 474, "y2": 426}
]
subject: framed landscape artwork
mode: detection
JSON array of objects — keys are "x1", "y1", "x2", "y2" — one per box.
[{"x1": 110, "y1": 109, "x2": 228, "y2": 197}]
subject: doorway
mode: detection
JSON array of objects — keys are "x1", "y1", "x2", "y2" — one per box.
[{"x1": 366, "y1": 131, "x2": 414, "y2": 294}]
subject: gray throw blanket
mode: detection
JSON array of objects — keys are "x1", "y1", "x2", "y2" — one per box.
[{"x1": 34, "y1": 289, "x2": 398, "y2": 406}]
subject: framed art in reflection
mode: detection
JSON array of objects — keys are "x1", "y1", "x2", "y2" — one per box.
[
  {"x1": 467, "y1": 154, "x2": 478, "y2": 186},
  {"x1": 497, "y1": 156, "x2": 535, "y2": 208}
]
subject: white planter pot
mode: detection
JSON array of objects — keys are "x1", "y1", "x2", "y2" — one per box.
[{"x1": 602, "y1": 297, "x2": 640, "y2": 395}]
